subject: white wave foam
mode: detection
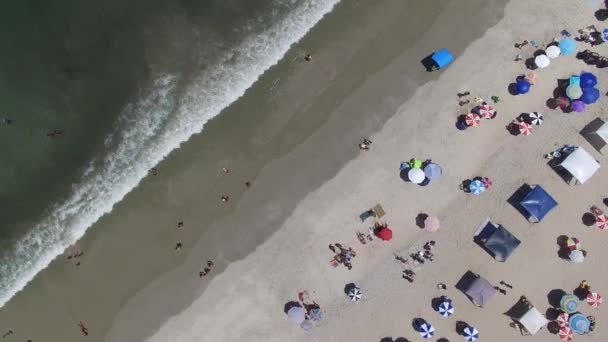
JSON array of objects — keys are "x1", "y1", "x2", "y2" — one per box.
[{"x1": 0, "y1": 0, "x2": 340, "y2": 308}]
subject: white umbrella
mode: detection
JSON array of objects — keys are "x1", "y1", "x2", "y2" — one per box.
[
  {"x1": 408, "y1": 168, "x2": 425, "y2": 184},
  {"x1": 348, "y1": 287, "x2": 362, "y2": 302},
  {"x1": 287, "y1": 306, "x2": 306, "y2": 325},
  {"x1": 546, "y1": 45, "x2": 561, "y2": 59},
  {"x1": 569, "y1": 249, "x2": 585, "y2": 263},
  {"x1": 535, "y1": 54, "x2": 550, "y2": 68}
]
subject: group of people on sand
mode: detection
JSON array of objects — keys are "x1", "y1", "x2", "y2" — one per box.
[
  {"x1": 329, "y1": 243, "x2": 356, "y2": 270},
  {"x1": 199, "y1": 260, "x2": 215, "y2": 277},
  {"x1": 395, "y1": 241, "x2": 436, "y2": 283}
]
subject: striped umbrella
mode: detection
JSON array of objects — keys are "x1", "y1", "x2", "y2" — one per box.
[
  {"x1": 348, "y1": 287, "x2": 362, "y2": 302},
  {"x1": 560, "y1": 294, "x2": 579, "y2": 314},
  {"x1": 479, "y1": 104, "x2": 496, "y2": 119},
  {"x1": 481, "y1": 177, "x2": 492, "y2": 189},
  {"x1": 438, "y1": 301, "x2": 454, "y2": 317},
  {"x1": 559, "y1": 326, "x2": 573, "y2": 341},
  {"x1": 463, "y1": 326, "x2": 479, "y2": 342},
  {"x1": 465, "y1": 113, "x2": 481, "y2": 127},
  {"x1": 596, "y1": 214, "x2": 608, "y2": 230},
  {"x1": 527, "y1": 112, "x2": 543, "y2": 125},
  {"x1": 566, "y1": 237, "x2": 580, "y2": 251},
  {"x1": 586, "y1": 292, "x2": 602, "y2": 307},
  {"x1": 566, "y1": 84, "x2": 583, "y2": 100},
  {"x1": 469, "y1": 180, "x2": 485, "y2": 195},
  {"x1": 518, "y1": 121, "x2": 532, "y2": 135},
  {"x1": 418, "y1": 323, "x2": 435, "y2": 339},
  {"x1": 557, "y1": 312, "x2": 569, "y2": 328}
]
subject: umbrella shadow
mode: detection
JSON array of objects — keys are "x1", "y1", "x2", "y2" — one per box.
[
  {"x1": 455, "y1": 115, "x2": 468, "y2": 131},
  {"x1": 399, "y1": 169, "x2": 411, "y2": 182},
  {"x1": 547, "y1": 321, "x2": 561, "y2": 334},
  {"x1": 379, "y1": 338, "x2": 394, "y2": 342},
  {"x1": 546, "y1": 98, "x2": 558, "y2": 110},
  {"x1": 437, "y1": 339, "x2": 450, "y2": 342},
  {"x1": 556, "y1": 235, "x2": 569, "y2": 248},
  {"x1": 525, "y1": 57, "x2": 537, "y2": 70},
  {"x1": 415, "y1": 213, "x2": 428, "y2": 229},
  {"x1": 546, "y1": 307, "x2": 561, "y2": 320},
  {"x1": 344, "y1": 283, "x2": 357, "y2": 295},
  {"x1": 557, "y1": 247, "x2": 570, "y2": 260},
  {"x1": 431, "y1": 296, "x2": 446, "y2": 311},
  {"x1": 582, "y1": 212, "x2": 596, "y2": 226},
  {"x1": 412, "y1": 317, "x2": 426, "y2": 331},
  {"x1": 394, "y1": 338, "x2": 410, "y2": 342},
  {"x1": 595, "y1": 8, "x2": 608, "y2": 21},
  {"x1": 508, "y1": 82, "x2": 518, "y2": 96},
  {"x1": 460, "y1": 179, "x2": 472, "y2": 193},
  {"x1": 455, "y1": 320, "x2": 469, "y2": 335},
  {"x1": 420, "y1": 54, "x2": 436, "y2": 72},
  {"x1": 284, "y1": 301, "x2": 302, "y2": 314},
  {"x1": 547, "y1": 289, "x2": 567, "y2": 308}
]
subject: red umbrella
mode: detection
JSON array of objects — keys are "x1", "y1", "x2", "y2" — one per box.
[
  {"x1": 557, "y1": 312, "x2": 569, "y2": 328},
  {"x1": 566, "y1": 237, "x2": 580, "y2": 251},
  {"x1": 465, "y1": 113, "x2": 481, "y2": 127},
  {"x1": 596, "y1": 214, "x2": 608, "y2": 230},
  {"x1": 557, "y1": 96, "x2": 571, "y2": 109},
  {"x1": 481, "y1": 177, "x2": 492, "y2": 189},
  {"x1": 559, "y1": 326, "x2": 573, "y2": 341},
  {"x1": 478, "y1": 104, "x2": 496, "y2": 119},
  {"x1": 586, "y1": 292, "x2": 602, "y2": 307},
  {"x1": 518, "y1": 121, "x2": 532, "y2": 135},
  {"x1": 376, "y1": 227, "x2": 393, "y2": 241}
]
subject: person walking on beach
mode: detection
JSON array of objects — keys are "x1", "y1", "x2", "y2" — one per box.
[
  {"x1": 78, "y1": 321, "x2": 88, "y2": 336},
  {"x1": 304, "y1": 53, "x2": 312, "y2": 61},
  {"x1": 175, "y1": 243, "x2": 183, "y2": 251},
  {"x1": 177, "y1": 221, "x2": 184, "y2": 229},
  {"x1": 221, "y1": 195, "x2": 229, "y2": 202}
]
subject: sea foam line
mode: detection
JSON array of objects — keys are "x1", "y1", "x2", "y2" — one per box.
[{"x1": 0, "y1": 0, "x2": 341, "y2": 308}]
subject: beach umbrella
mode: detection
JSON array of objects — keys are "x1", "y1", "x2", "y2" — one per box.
[
  {"x1": 566, "y1": 84, "x2": 582, "y2": 100},
  {"x1": 377, "y1": 227, "x2": 393, "y2": 241},
  {"x1": 409, "y1": 158, "x2": 423, "y2": 169},
  {"x1": 581, "y1": 87, "x2": 600, "y2": 104},
  {"x1": 568, "y1": 313, "x2": 590, "y2": 334},
  {"x1": 478, "y1": 104, "x2": 496, "y2": 119},
  {"x1": 465, "y1": 113, "x2": 480, "y2": 127},
  {"x1": 423, "y1": 163, "x2": 443, "y2": 180},
  {"x1": 534, "y1": 54, "x2": 550, "y2": 68},
  {"x1": 418, "y1": 323, "x2": 435, "y2": 339},
  {"x1": 527, "y1": 112, "x2": 543, "y2": 126},
  {"x1": 571, "y1": 100, "x2": 585, "y2": 112},
  {"x1": 287, "y1": 306, "x2": 306, "y2": 325},
  {"x1": 603, "y1": 28, "x2": 608, "y2": 42},
  {"x1": 516, "y1": 79, "x2": 531, "y2": 94},
  {"x1": 438, "y1": 301, "x2": 454, "y2": 317},
  {"x1": 557, "y1": 312, "x2": 570, "y2": 328},
  {"x1": 557, "y1": 96, "x2": 571, "y2": 109},
  {"x1": 559, "y1": 38, "x2": 577, "y2": 55},
  {"x1": 586, "y1": 292, "x2": 602, "y2": 307},
  {"x1": 469, "y1": 180, "x2": 485, "y2": 195},
  {"x1": 408, "y1": 168, "x2": 425, "y2": 184},
  {"x1": 481, "y1": 177, "x2": 492, "y2": 189},
  {"x1": 569, "y1": 249, "x2": 585, "y2": 263},
  {"x1": 308, "y1": 307, "x2": 323, "y2": 321},
  {"x1": 348, "y1": 287, "x2": 363, "y2": 302},
  {"x1": 559, "y1": 326, "x2": 573, "y2": 341},
  {"x1": 546, "y1": 45, "x2": 561, "y2": 58},
  {"x1": 518, "y1": 121, "x2": 532, "y2": 136},
  {"x1": 580, "y1": 72, "x2": 598, "y2": 88},
  {"x1": 566, "y1": 237, "x2": 580, "y2": 251},
  {"x1": 560, "y1": 294, "x2": 579, "y2": 314},
  {"x1": 596, "y1": 214, "x2": 608, "y2": 230},
  {"x1": 424, "y1": 216, "x2": 441, "y2": 233},
  {"x1": 463, "y1": 326, "x2": 479, "y2": 342}
]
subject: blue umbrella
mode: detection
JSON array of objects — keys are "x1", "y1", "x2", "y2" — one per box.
[
  {"x1": 581, "y1": 87, "x2": 600, "y2": 104},
  {"x1": 603, "y1": 27, "x2": 608, "y2": 42},
  {"x1": 560, "y1": 294, "x2": 579, "y2": 314},
  {"x1": 463, "y1": 326, "x2": 479, "y2": 342},
  {"x1": 516, "y1": 79, "x2": 531, "y2": 94},
  {"x1": 469, "y1": 180, "x2": 485, "y2": 195},
  {"x1": 418, "y1": 323, "x2": 435, "y2": 339},
  {"x1": 423, "y1": 163, "x2": 443, "y2": 180},
  {"x1": 559, "y1": 38, "x2": 576, "y2": 55},
  {"x1": 580, "y1": 72, "x2": 598, "y2": 88},
  {"x1": 438, "y1": 301, "x2": 454, "y2": 317},
  {"x1": 569, "y1": 313, "x2": 590, "y2": 335}
]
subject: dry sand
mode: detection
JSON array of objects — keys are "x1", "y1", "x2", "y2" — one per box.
[{"x1": 2, "y1": 0, "x2": 608, "y2": 341}]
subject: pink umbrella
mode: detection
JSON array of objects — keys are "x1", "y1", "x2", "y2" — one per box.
[
  {"x1": 557, "y1": 312, "x2": 570, "y2": 328},
  {"x1": 559, "y1": 326, "x2": 573, "y2": 341},
  {"x1": 478, "y1": 104, "x2": 496, "y2": 119},
  {"x1": 518, "y1": 121, "x2": 532, "y2": 136},
  {"x1": 465, "y1": 113, "x2": 481, "y2": 127},
  {"x1": 481, "y1": 177, "x2": 492, "y2": 189},
  {"x1": 586, "y1": 292, "x2": 602, "y2": 307},
  {"x1": 424, "y1": 216, "x2": 440, "y2": 233},
  {"x1": 597, "y1": 214, "x2": 608, "y2": 230}
]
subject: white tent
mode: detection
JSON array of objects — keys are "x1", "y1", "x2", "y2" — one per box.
[
  {"x1": 582, "y1": 118, "x2": 608, "y2": 153},
  {"x1": 519, "y1": 307, "x2": 549, "y2": 335},
  {"x1": 560, "y1": 147, "x2": 600, "y2": 185}
]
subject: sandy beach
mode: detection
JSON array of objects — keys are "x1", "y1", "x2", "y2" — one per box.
[{"x1": 2, "y1": 0, "x2": 608, "y2": 341}]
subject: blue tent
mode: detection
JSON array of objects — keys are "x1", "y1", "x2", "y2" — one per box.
[
  {"x1": 579, "y1": 72, "x2": 597, "y2": 88},
  {"x1": 519, "y1": 185, "x2": 558, "y2": 222},
  {"x1": 431, "y1": 48, "x2": 454, "y2": 69},
  {"x1": 558, "y1": 38, "x2": 576, "y2": 55},
  {"x1": 581, "y1": 87, "x2": 600, "y2": 104}
]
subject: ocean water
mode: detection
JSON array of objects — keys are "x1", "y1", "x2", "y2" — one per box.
[{"x1": 0, "y1": 0, "x2": 340, "y2": 308}]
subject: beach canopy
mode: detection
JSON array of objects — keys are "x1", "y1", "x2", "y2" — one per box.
[
  {"x1": 559, "y1": 38, "x2": 577, "y2": 55},
  {"x1": 581, "y1": 118, "x2": 608, "y2": 153},
  {"x1": 408, "y1": 168, "x2": 425, "y2": 184},
  {"x1": 569, "y1": 313, "x2": 590, "y2": 334},
  {"x1": 566, "y1": 84, "x2": 582, "y2": 100},
  {"x1": 432, "y1": 48, "x2": 454, "y2": 69},
  {"x1": 348, "y1": 287, "x2": 362, "y2": 302},
  {"x1": 463, "y1": 326, "x2": 479, "y2": 341},
  {"x1": 423, "y1": 163, "x2": 442, "y2": 180},
  {"x1": 571, "y1": 100, "x2": 585, "y2": 112},
  {"x1": 438, "y1": 301, "x2": 454, "y2": 317},
  {"x1": 516, "y1": 79, "x2": 531, "y2": 94},
  {"x1": 586, "y1": 292, "x2": 602, "y2": 307},
  {"x1": 546, "y1": 45, "x2": 561, "y2": 58},
  {"x1": 580, "y1": 72, "x2": 598, "y2": 88},
  {"x1": 474, "y1": 219, "x2": 521, "y2": 262},
  {"x1": 581, "y1": 87, "x2": 600, "y2": 104},
  {"x1": 519, "y1": 307, "x2": 549, "y2": 335},
  {"x1": 462, "y1": 274, "x2": 497, "y2": 307},
  {"x1": 560, "y1": 294, "x2": 579, "y2": 314},
  {"x1": 287, "y1": 306, "x2": 306, "y2": 325},
  {"x1": 418, "y1": 323, "x2": 435, "y2": 339},
  {"x1": 559, "y1": 326, "x2": 573, "y2": 341},
  {"x1": 560, "y1": 147, "x2": 600, "y2": 185},
  {"x1": 376, "y1": 227, "x2": 393, "y2": 241},
  {"x1": 424, "y1": 216, "x2": 441, "y2": 233},
  {"x1": 519, "y1": 185, "x2": 558, "y2": 222},
  {"x1": 534, "y1": 55, "x2": 550, "y2": 68}
]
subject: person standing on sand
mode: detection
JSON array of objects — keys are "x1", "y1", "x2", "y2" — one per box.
[
  {"x1": 78, "y1": 321, "x2": 88, "y2": 336},
  {"x1": 175, "y1": 243, "x2": 183, "y2": 251}
]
